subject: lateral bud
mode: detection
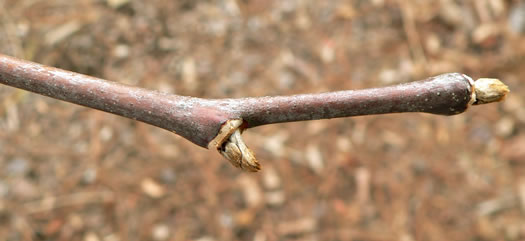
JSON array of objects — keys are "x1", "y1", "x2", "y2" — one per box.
[{"x1": 209, "y1": 119, "x2": 261, "y2": 172}]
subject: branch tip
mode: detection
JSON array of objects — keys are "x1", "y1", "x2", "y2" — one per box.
[{"x1": 473, "y1": 78, "x2": 509, "y2": 105}]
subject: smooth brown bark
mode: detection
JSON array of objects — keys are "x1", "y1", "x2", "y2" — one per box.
[
  {"x1": 0, "y1": 54, "x2": 485, "y2": 148},
  {"x1": 225, "y1": 73, "x2": 473, "y2": 128},
  {"x1": 0, "y1": 54, "x2": 226, "y2": 147}
]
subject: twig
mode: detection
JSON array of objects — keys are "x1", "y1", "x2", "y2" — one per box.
[{"x1": 0, "y1": 54, "x2": 509, "y2": 171}]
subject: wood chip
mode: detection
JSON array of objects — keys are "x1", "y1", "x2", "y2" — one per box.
[
  {"x1": 306, "y1": 144, "x2": 324, "y2": 174},
  {"x1": 107, "y1": 0, "x2": 130, "y2": 8},
  {"x1": 494, "y1": 116, "x2": 515, "y2": 137},
  {"x1": 262, "y1": 166, "x2": 281, "y2": 190},
  {"x1": 263, "y1": 131, "x2": 288, "y2": 158},
  {"x1": 44, "y1": 21, "x2": 82, "y2": 46},
  {"x1": 477, "y1": 192, "x2": 516, "y2": 216},
  {"x1": 278, "y1": 217, "x2": 317, "y2": 236},
  {"x1": 238, "y1": 175, "x2": 262, "y2": 208},
  {"x1": 85, "y1": 232, "x2": 100, "y2": 241},
  {"x1": 152, "y1": 224, "x2": 170, "y2": 241},
  {"x1": 141, "y1": 178, "x2": 165, "y2": 198},
  {"x1": 265, "y1": 190, "x2": 285, "y2": 206},
  {"x1": 182, "y1": 57, "x2": 197, "y2": 91},
  {"x1": 355, "y1": 167, "x2": 371, "y2": 204}
]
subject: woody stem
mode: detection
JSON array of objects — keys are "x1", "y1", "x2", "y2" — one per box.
[{"x1": 0, "y1": 54, "x2": 508, "y2": 150}]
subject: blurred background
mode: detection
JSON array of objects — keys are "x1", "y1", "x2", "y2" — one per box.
[{"x1": 0, "y1": 0, "x2": 524, "y2": 240}]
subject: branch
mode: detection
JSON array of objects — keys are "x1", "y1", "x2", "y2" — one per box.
[{"x1": 0, "y1": 54, "x2": 509, "y2": 171}]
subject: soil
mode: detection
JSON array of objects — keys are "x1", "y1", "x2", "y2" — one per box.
[{"x1": 1, "y1": 0, "x2": 525, "y2": 240}]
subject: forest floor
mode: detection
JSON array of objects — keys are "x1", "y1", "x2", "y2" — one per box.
[{"x1": 1, "y1": 0, "x2": 525, "y2": 240}]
